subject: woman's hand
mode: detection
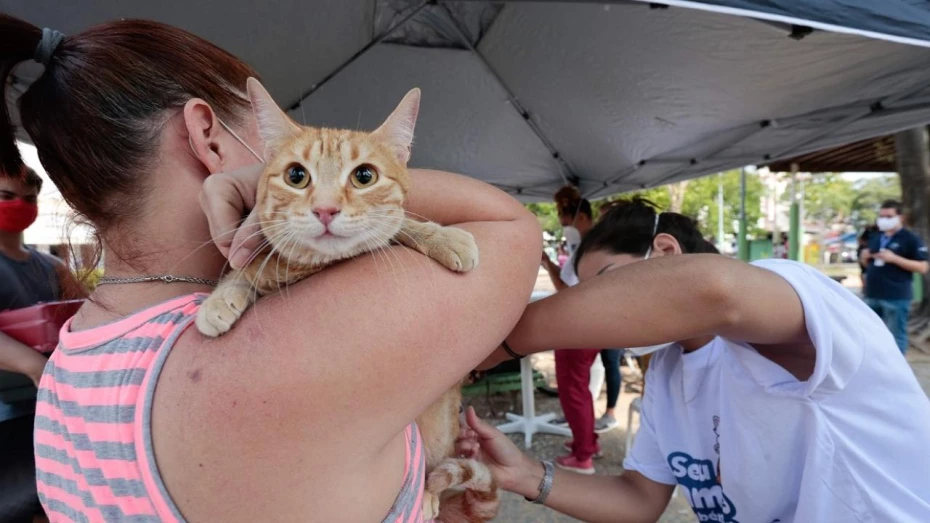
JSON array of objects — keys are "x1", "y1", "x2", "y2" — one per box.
[
  {"x1": 199, "y1": 164, "x2": 265, "y2": 269},
  {"x1": 456, "y1": 407, "x2": 541, "y2": 497}
]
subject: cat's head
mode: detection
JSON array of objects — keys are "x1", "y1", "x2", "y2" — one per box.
[{"x1": 247, "y1": 78, "x2": 419, "y2": 264}]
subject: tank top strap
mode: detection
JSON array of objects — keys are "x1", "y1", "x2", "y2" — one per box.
[{"x1": 382, "y1": 422, "x2": 427, "y2": 523}]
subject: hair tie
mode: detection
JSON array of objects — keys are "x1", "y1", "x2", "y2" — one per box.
[{"x1": 34, "y1": 28, "x2": 64, "y2": 66}]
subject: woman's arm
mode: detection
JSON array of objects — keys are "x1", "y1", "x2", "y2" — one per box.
[
  {"x1": 0, "y1": 332, "x2": 47, "y2": 387},
  {"x1": 189, "y1": 167, "x2": 541, "y2": 441},
  {"x1": 459, "y1": 407, "x2": 673, "y2": 523},
  {"x1": 541, "y1": 255, "x2": 568, "y2": 291},
  {"x1": 503, "y1": 254, "x2": 808, "y2": 356},
  {"x1": 516, "y1": 467, "x2": 673, "y2": 523}
]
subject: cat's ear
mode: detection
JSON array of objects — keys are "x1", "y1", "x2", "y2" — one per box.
[
  {"x1": 374, "y1": 88, "x2": 420, "y2": 164},
  {"x1": 246, "y1": 77, "x2": 301, "y2": 159}
]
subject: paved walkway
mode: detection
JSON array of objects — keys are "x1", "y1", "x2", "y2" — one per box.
[{"x1": 476, "y1": 348, "x2": 930, "y2": 522}]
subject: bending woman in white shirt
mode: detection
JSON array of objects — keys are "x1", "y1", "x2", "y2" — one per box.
[{"x1": 461, "y1": 197, "x2": 930, "y2": 523}]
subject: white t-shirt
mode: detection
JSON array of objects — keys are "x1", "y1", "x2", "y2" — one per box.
[
  {"x1": 560, "y1": 252, "x2": 580, "y2": 287},
  {"x1": 624, "y1": 259, "x2": 930, "y2": 523}
]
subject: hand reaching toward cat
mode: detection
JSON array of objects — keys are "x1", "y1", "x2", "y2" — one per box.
[
  {"x1": 199, "y1": 164, "x2": 265, "y2": 269},
  {"x1": 455, "y1": 407, "x2": 539, "y2": 496}
]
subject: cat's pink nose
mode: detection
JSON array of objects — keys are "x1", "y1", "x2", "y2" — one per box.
[{"x1": 313, "y1": 207, "x2": 341, "y2": 226}]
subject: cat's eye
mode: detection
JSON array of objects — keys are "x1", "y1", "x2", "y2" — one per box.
[
  {"x1": 284, "y1": 164, "x2": 310, "y2": 189},
  {"x1": 351, "y1": 165, "x2": 379, "y2": 189}
]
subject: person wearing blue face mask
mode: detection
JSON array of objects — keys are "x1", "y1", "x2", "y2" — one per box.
[
  {"x1": 464, "y1": 197, "x2": 930, "y2": 523},
  {"x1": 860, "y1": 199, "x2": 929, "y2": 354}
]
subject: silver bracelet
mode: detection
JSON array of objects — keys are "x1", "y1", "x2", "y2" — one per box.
[{"x1": 525, "y1": 460, "x2": 554, "y2": 505}]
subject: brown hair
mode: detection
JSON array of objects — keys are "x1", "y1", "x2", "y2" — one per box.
[
  {"x1": 0, "y1": 15, "x2": 257, "y2": 235},
  {"x1": 553, "y1": 185, "x2": 592, "y2": 220}
]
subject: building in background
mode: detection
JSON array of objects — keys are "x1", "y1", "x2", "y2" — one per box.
[{"x1": 18, "y1": 142, "x2": 96, "y2": 270}]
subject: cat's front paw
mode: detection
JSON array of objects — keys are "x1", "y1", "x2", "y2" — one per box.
[
  {"x1": 422, "y1": 491, "x2": 441, "y2": 520},
  {"x1": 195, "y1": 282, "x2": 252, "y2": 337},
  {"x1": 429, "y1": 226, "x2": 479, "y2": 273}
]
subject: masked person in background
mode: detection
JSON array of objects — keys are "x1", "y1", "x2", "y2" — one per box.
[
  {"x1": 860, "y1": 199, "x2": 929, "y2": 354},
  {"x1": 540, "y1": 186, "x2": 606, "y2": 474},
  {"x1": 0, "y1": 166, "x2": 75, "y2": 523}
]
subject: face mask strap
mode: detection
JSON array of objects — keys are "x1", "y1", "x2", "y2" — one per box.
[
  {"x1": 644, "y1": 212, "x2": 660, "y2": 260},
  {"x1": 188, "y1": 118, "x2": 264, "y2": 164},
  {"x1": 217, "y1": 119, "x2": 264, "y2": 162}
]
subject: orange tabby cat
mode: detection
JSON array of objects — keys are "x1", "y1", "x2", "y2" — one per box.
[{"x1": 196, "y1": 78, "x2": 499, "y2": 522}]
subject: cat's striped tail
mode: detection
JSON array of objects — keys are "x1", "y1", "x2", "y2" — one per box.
[{"x1": 426, "y1": 458, "x2": 500, "y2": 523}]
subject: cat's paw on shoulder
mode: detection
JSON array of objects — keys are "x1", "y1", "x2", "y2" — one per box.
[
  {"x1": 195, "y1": 283, "x2": 252, "y2": 337},
  {"x1": 195, "y1": 299, "x2": 235, "y2": 337},
  {"x1": 432, "y1": 226, "x2": 479, "y2": 273}
]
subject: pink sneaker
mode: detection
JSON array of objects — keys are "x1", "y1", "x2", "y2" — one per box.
[
  {"x1": 562, "y1": 441, "x2": 604, "y2": 459},
  {"x1": 555, "y1": 454, "x2": 595, "y2": 475}
]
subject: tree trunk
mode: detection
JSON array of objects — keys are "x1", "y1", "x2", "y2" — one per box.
[
  {"x1": 895, "y1": 128, "x2": 930, "y2": 317},
  {"x1": 667, "y1": 180, "x2": 689, "y2": 213}
]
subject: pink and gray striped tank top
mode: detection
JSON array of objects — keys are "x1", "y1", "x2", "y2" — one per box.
[{"x1": 34, "y1": 293, "x2": 427, "y2": 522}]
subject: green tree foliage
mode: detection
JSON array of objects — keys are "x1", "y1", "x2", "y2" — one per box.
[
  {"x1": 526, "y1": 202, "x2": 561, "y2": 234},
  {"x1": 850, "y1": 175, "x2": 901, "y2": 227},
  {"x1": 678, "y1": 170, "x2": 765, "y2": 238},
  {"x1": 526, "y1": 170, "x2": 766, "y2": 239},
  {"x1": 619, "y1": 170, "x2": 764, "y2": 238},
  {"x1": 797, "y1": 173, "x2": 855, "y2": 226},
  {"x1": 779, "y1": 173, "x2": 900, "y2": 228}
]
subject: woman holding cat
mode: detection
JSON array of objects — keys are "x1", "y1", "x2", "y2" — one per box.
[
  {"x1": 463, "y1": 198, "x2": 930, "y2": 522},
  {"x1": 1, "y1": 14, "x2": 540, "y2": 523}
]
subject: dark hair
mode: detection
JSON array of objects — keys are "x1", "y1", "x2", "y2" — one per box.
[
  {"x1": 553, "y1": 185, "x2": 593, "y2": 220},
  {"x1": 574, "y1": 197, "x2": 718, "y2": 274},
  {"x1": 1, "y1": 15, "x2": 257, "y2": 232},
  {"x1": 880, "y1": 199, "x2": 903, "y2": 214},
  {"x1": 0, "y1": 164, "x2": 42, "y2": 192},
  {"x1": 560, "y1": 198, "x2": 593, "y2": 220}
]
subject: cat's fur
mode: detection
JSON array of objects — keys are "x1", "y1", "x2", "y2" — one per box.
[{"x1": 195, "y1": 78, "x2": 499, "y2": 522}]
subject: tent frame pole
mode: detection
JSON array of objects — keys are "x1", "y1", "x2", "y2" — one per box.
[
  {"x1": 438, "y1": 3, "x2": 577, "y2": 187},
  {"x1": 738, "y1": 167, "x2": 749, "y2": 261},
  {"x1": 286, "y1": 1, "x2": 430, "y2": 111},
  {"x1": 788, "y1": 163, "x2": 801, "y2": 261}
]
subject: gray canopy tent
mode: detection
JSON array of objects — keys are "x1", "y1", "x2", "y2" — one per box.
[{"x1": 7, "y1": 0, "x2": 930, "y2": 201}]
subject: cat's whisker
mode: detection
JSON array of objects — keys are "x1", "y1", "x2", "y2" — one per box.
[
  {"x1": 374, "y1": 224, "x2": 443, "y2": 293},
  {"x1": 251, "y1": 246, "x2": 281, "y2": 305},
  {"x1": 368, "y1": 226, "x2": 414, "y2": 286},
  {"x1": 360, "y1": 228, "x2": 399, "y2": 285},
  {"x1": 163, "y1": 221, "x2": 291, "y2": 278},
  {"x1": 247, "y1": 227, "x2": 297, "y2": 301},
  {"x1": 238, "y1": 238, "x2": 276, "y2": 271},
  {"x1": 362, "y1": 229, "x2": 401, "y2": 284},
  {"x1": 281, "y1": 232, "x2": 302, "y2": 301},
  {"x1": 359, "y1": 235, "x2": 383, "y2": 278},
  {"x1": 298, "y1": 88, "x2": 307, "y2": 125},
  {"x1": 401, "y1": 210, "x2": 432, "y2": 222},
  {"x1": 361, "y1": 231, "x2": 393, "y2": 277}
]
